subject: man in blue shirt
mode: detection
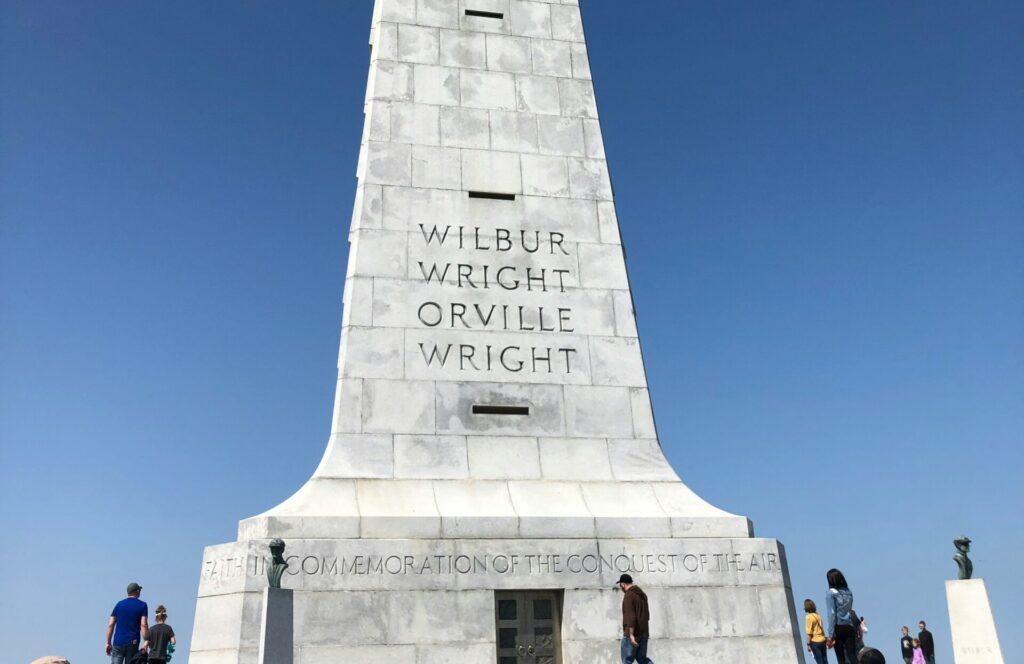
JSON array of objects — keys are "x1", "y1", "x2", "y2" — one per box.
[{"x1": 106, "y1": 582, "x2": 149, "y2": 664}]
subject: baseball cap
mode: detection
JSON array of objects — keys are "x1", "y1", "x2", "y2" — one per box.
[
  {"x1": 127, "y1": 582, "x2": 142, "y2": 594},
  {"x1": 614, "y1": 574, "x2": 633, "y2": 587}
]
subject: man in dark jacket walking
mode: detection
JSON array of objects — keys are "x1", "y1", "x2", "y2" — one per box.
[
  {"x1": 918, "y1": 621, "x2": 936, "y2": 664},
  {"x1": 900, "y1": 626, "x2": 915, "y2": 664},
  {"x1": 617, "y1": 574, "x2": 653, "y2": 664}
]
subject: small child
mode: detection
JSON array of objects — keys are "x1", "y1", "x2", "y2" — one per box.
[
  {"x1": 912, "y1": 638, "x2": 926, "y2": 664},
  {"x1": 143, "y1": 604, "x2": 177, "y2": 664}
]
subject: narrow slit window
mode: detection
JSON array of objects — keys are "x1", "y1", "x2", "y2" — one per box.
[
  {"x1": 468, "y1": 191, "x2": 516, "y2": 201},
  {"x1": 465, "y1": 9, "x2": 504, "y2": 19},
  {"x1": 472, "y1": 405, "x2": 530, "y2": 416}
]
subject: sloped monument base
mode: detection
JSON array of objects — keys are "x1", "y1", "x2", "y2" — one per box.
[{"x1": 946, "y1": 579, "x2": 1004, "y2": 664}]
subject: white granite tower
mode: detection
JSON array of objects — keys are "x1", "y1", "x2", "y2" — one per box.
[{"x1": 190, "y1": 1, "x2": 803, "y2": 662}]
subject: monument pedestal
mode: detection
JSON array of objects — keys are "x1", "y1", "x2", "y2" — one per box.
[{"x1": 946, "y1": 579, "x2": 1004, "y2": 664}]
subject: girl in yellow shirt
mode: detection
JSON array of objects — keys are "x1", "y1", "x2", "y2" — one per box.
[{"x1": 804, "y1": 599, "x2": 828, "y2": 664}]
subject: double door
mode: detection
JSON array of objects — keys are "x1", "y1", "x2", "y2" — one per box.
[{"x1": 495, "y1": 590, "x2": 562, "y2": 664}]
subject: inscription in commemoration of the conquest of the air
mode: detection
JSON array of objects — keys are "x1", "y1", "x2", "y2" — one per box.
[{"x1": 413, "y1": 222, "x2": 579, "y2": 377}]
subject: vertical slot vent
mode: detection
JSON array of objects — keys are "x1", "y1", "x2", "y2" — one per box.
[
  {"x1": 468, "y1": 191, "x2": 517, "y2": 201},
  {"x1": 472, "y1": 405, "x2": 530, "y2": 416},
  {"x1": 465, "y1": 9, "x2": 505, "y2": 19}
]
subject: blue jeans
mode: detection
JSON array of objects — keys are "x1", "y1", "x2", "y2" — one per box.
[
  {"x1": 809, "y1": 642, "x2": 828, "y2": 664},
  {"x1": 621, "y1": 636, "x2": 652, "y2": 664},
  {"x1": 111, "y1": 641, "x2": 139, "y2": 664}
]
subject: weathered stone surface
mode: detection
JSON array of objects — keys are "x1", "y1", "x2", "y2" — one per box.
[
  {"x1": 190, "y1": 0, "x2": 802, "y2": 661},
  {"x1": 947, "y1": 579, "x2": 1005, "y2": 664}
]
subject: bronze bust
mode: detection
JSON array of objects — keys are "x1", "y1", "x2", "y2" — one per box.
[
  {"x1": 953, "y1": 535, "x2": 973, "y2": 580},
  {"x1": 268, "y1": 538, "x2": 289, "y2": 588}
]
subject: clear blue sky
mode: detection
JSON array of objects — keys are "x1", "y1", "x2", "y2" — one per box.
[{"x1": 2, "y1": 2, "x2": 1021, "y2": 663}]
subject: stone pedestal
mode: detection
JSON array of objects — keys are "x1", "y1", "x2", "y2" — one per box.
[
  {"x1": 188, "y1": 0, "x2": 804, "y2": 661},
  {"x1": 258, "y1": 588, "x2": 294, "y2": 664},
  {"x1": 946, "y1": 579, "x2": 1004, "y2": 664}
]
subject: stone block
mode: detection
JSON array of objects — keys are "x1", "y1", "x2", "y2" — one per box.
[
  {"x1": 387, "y1": 590, "x2": 495, "y2": 644},
  {"x1": 297, "y1": 645, "x2": 415, "y2": 664},
  {"x1": 382, "y1": 186, "x2": 462, "y2": 231},
  {"x1": 589, "y1": 336, "x2": 646, "y2": 386},
  {"x1": 550, "y1": 3, "x2": 584, "y2": 42},
  {"x1": 379, "y1": 0, "x2": 418, "y2": 24},
  {"x1": 489, "y1": 109, "x2": 539, "y2": 153},
  {"x1": 293, "y1": 590, "x2": 388, "y2": 645},
  {"x1": 355, "y1": 480, "x2": 441, "y2": 538},
  {"x1": 608, "y1": 439, "x2": 677, "y2": 482},
  {"x1": 415, "y1": 643, "x2": 497, "y2": 664},
  {"x1": 597, "y1": 200, "x2": 621, "y2": 244},
  {"x1": 583, "y1": 118, "x2": 605, "y2": 157},
  {"x1": 510, "y1": 1, "x2": 552, "y2": 38},
  {"x1": 568, "y1": 157, "x2": 613, "y2": 199},
  {"x1": 365, "y1": 141, "x2": 412, "y2": 186},
  {"x1": 486, "y1": 34, "x2": 533, "y2": 74},
  {"x1": 351, "y1": 183, "x2": 383, "y2": 231},
  {"x1": 562, "y1": 588, "x2": 619, "y2": 640},
  {"x1": 460, "y1": 69, "x2": 516, "y2": 110},
  {"x1": 398, "y1": 24, "x2": 440, "y2": 65},
  {"x1": 395, "y1": 434, "x2": 470, "y2": 479},
  {"x1": 628, "y1": 387, "x2": 657, "y2": 438},
  {"x1": 564, "y1": 385, "x2": 634, "y2": 438},
  {"x1": 507, "y1": 480, "x2": 595, "y2": 537},
  {"x1": 558, "y1": 78, "x2": 597, "y2": 118},
  {"x1": 466, "y1": 435, "x2": 542, "y2": 479},
  {"x1": 531, "y1": 38, "x2": 572, "y2": 77},
  {"x1": 369, "y1": 61, "x2": 414, "y2": 102},
  {"x1": 411, "y1": 145, "x2": 462, "y2": 189},
  {"x1": 339, "y1": 327, "x2": 405, "y2": 380},
  {"x1": 570, "y1": 41, "x2": 591, "y2": 79},
  {"x1": 417, "y1": 0, "x2": 460, "y2": 28},
  {"x1": 414, "y1": 64, "x2": 461, "y2": 105},
  {"x1": 459, "y1": 0, "x2": 510, "y2": 34},
  {"x1": 439, "y1": 29, "x2": 486, "y2": 69},
  {"x1": 440, "y1": 106, "x2": 490, "y2": 148},
  {"x1": 361, "y1": 378, "x2": 436, "y2": 434},
  {"x1": 521, "y1": 153, "x2": 570, "y2": 197},
  {"x1": 434, "y1": 381, "x2": 566, "y2": 437},
  {"x1": 391, "y1": 102, "x2": 441, "y2": 146},
  {"x1": 578, "y1": 242, "x2": 628, "y2": 289},
  {"x1": 538, "y1": 437, "x2": 612, "y2": 480},
  {"x1": 371, "y1": 22, "x2": 399, "y2": 63},
  {"x1": 316, "y1": 433, "x2": 394, "y2": 478},
  {"x1": 342, "y1": 276, "x2": 373, "y2": 328},
  {"x1": 581, "y1": 483, "x2": 672, "y2": 537},
  {"x1": 516, "y1": 74, "x2": 561, "y2": 115},
  {"x1": 537, "y1": 115, "x2": 585, "y2": 156},
  {"x1": 349, "y1": 228, "x2": 408, "y2": 279},
  {"x1": 330, "y1": 377, "x2": 363, "y2": 434},
  {"x1": 366, "y1": 102, "x2": 391, "y2": 142},
  {"x1": 461, "y1": 149, "x2": 522, "y2": 193},
  {"x1": 521, "y1": 195, "x2": 601, "y2": 242},
  {"x1": 434, "y1": 481, "x2": 520, "y2": 537}
]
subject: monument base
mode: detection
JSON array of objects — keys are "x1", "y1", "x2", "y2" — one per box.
[
  {"x1": 946, "y1": 579, "x2": 1004, "y2": 664},
  {"x1": 191, "y1": 536, "x2": 802, "y2": 664}
]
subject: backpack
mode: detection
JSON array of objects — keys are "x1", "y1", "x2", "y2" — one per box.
[{"x1": 129, "y1": 650, "x2": 149, "y2": 664}]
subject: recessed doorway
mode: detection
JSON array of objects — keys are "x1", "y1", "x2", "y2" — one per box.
[{"x1": 494, "y1": 590, "x2": 563, "y2": 664}]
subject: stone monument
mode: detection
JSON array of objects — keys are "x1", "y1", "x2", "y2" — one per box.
[
  {"x1": 189, "y1": 1, "x2": 803, "y2": 662},
  {"x1": 946, "y1": 538, "x2": 1004, "y2": 664}
]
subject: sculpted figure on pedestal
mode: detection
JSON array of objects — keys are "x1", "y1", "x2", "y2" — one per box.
[
  {"x1": 953, "y1": 535, "x2": 973, "y2": 580},
  {"x1": 267, "y1": 538, "x2": 288, "y2": 588}
]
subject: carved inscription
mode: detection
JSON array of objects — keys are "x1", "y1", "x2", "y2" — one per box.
[
  {"x1": 202, "y1": 550, "x2": 781, "y2": 581},
  {"x1": 414, "y1": 223, "x2": 580, "y2": 376}
]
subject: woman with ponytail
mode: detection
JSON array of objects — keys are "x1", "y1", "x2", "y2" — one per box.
[{"x1": 142, "y1": 605, "x2": 176, "y2": 663}]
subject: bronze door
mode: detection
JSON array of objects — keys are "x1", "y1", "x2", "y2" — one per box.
[{"x1": 495, "y1": 590, "x2": 562, "y2": 664}]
